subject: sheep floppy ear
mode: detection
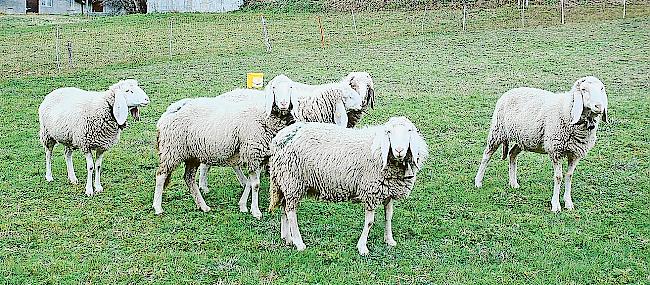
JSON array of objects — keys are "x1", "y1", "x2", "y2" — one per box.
[
  {"x1": 264, "y1": 84, "x2": 275, "y2": 117},
  {"x1": 372, "y1": 127, "x2": 390, "y2": 170},
  {"x1": 570, "y1": 88, "x2": 584, "y2": 125},
  {"x1": 334, "y1": 99, "x2": 348, "y2": 127},
  {"x1": 113, "y1": 92, "x2": 129, "y2": 126},
  {"x1": 367, "y1": 85, "x2": 375, "y2": 109},
  {"x1": 408, "y1": 131, "x2": 428, "y2": 170}
]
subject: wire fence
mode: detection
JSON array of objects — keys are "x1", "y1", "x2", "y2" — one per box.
[{"x1": 0, "y1": 2, "x2": 642, "y2": 81}]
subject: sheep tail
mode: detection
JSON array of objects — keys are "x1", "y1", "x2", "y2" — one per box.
[
  {"x1": 501, "y1": 141, "x2": 509, "y2": 160},
  {"x1": 268, "y1": 180, "x2": 282, "y2": 212}
]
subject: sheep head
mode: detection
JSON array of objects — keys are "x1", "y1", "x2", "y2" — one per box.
[
  {"x1": 344, "y1": 72, "x2": 375, "y2": 110},
  {"x1": 109, "y1": 79, "x2": 149, "y2": 121},
  {"x1": 570, "y1": 76, "x2": 608, "y2": 127},
  {"x1": 265, "y1": 74, "x2": 297, "y2": 117},
  {"x1": 372, "y1": 117, "x2": 429, "y2": 174}
]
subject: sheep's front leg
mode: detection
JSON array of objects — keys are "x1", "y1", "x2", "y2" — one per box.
[
  {"x1": 64, "y1": 146, "x2": 78, "y2": 184},
  {"x1": 184, "y1": 162, "x2": 211, "y2": 212},
  {"x1": 198, "y1": 163, "x2": 211, "y2": 193},
  {"x1": 93, "y1": 150, "x2": 104, "y2": 193},
  {"x1": 248, "y1": 169, "x2": 262, "y2": 219},
  {"x1": 564, "y1": 156, "x2": 580, "y2": 210},
  {"x1": 550, "y1": 159, "x2": 563, "y2": 212},
  {"x1": 475, "y1": 143, "x2": 499, "y2": 188},
  {"x1": 384, "y1": 200, "x2": 396, "y2": 246},
  {"x1": 357, "y1": 209, "x2": 376, "y2": 256},
  {"x1": 287, "y1": 208, "x2": 305, "y2": 251},
  {"x1": 44, "y1": 145, "x2": 54, "y2": 182},
  {"x1": 83, "y1": 152, "x2": 94, "y2": 196},
  {"x1": 508, "y1": 145, "x2": 522, "y2": 188}
]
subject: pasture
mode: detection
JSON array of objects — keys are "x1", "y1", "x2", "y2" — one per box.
[{"x1": 1, "y1": 4, "x2": 649, "y2": 284}]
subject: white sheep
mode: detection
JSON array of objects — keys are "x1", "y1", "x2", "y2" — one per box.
[
  {"x1": 474, "y1": 76, "x2": 609, "y2": 212},
  {"x1": 268, "y1": 117, "x2": 428, "y2": 255},
  {"x1": 38, "y1": 79, "x2": 150, "y2": 196},
  {"x1": 152, "y1": 75, "x2": 295, "y2": 218},
  {"x1": 198, "y1": 73, "x2": 369, "y2": 194}
]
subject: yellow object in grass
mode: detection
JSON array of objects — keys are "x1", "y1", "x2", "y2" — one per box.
[{"x1": 246, "y1": 73, "x2": 264, "y2": 89}]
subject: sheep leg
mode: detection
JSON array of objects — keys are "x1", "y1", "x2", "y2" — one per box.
[
  {"x1": 248, "y1": 169, "x2": 262, "y2": 219},
  {"x1": 153, "y1": 172, "x2": 168, "y2": 215},
  {"x1": 237, "y1": 169, "x2": 252, "y2": 213},
  {"x1": 83, "y1": 152, "x2": 94, "y2": 196},
  {"x1": 287, "y1": 209, "x2": 306, "y2": 251},
  {"x1": 550, "y1": 159, "x2": 563, "y2": 212},
  {"x1": 508, "y1": 144, "x2": 522, "y2": 188},
  {"x1": 564, "y1": 156, "x2": 579, "y2": 210},
  {"x1": 198, "y1": 163, "x2": 211, "y2": 193},
  {"x1": 44, "y1": 144, "x2": 54, "y2": 182},
  {"x1": 93, "y1": 150, "x2": 104, "y2": 193},
  {"x1": 383, "y1": 199, "x2": 396, "y2": 246},
  {"x1": 233, "y1": 167, "x2": 248, "y2": 189},
  {"x1": 184, "y1": 161, "x2": 211, "y2": 213},
  {"x1": 64, "y1": 146, "x2": 78, "y2": 184},
  {"x1": 280, "y1": 208, "x2": 291, "y2": 245},
  {"x1": 357, "y1": 209, "x2": 375, "y2": 256},
  {"x1": 475, "y1": 143, "x2": 499, "y2": 188}
]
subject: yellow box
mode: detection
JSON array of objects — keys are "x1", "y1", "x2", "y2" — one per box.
[{"x1": 246, "y1": 73, "x2": 264, "y2": 89}]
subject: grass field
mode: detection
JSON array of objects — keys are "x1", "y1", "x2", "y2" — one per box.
[{"x1": 1, "y1": 4, "x2": 649, "y2": 284}]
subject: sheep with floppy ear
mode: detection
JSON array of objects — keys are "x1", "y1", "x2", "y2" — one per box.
[
  {"x1": 268, "y1": 116, "x2": 428, "y2": 255},
  {"x1": 38, "y1": 79, "x2": 150, "y2": 196},
  {"x1": 474, "y1": 76, "x2": 609, "y2": 212},
  {"x1": 342, "y1": 72, "x2": 375, "y2": 127},
  {"x1": 153, "y1": 75, "x2": 295, "y2": 218}
]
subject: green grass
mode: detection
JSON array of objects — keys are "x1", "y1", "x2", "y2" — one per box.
[{"x1": 1, "y1": 4, "x2": 649, "y2": 284}]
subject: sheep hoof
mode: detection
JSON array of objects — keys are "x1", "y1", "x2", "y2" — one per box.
[
  {"x1": 199, "y1": 186, "x2": 210, "y2": 194},
  {"x1": 284, "y1": 237, "x2": 293, "y2": 246},
  {"x1": 295, "y1": 242, "x2": 306, "y2": 251},
  {"x1": 45, "y1": 175, "x2": 53, "y2": 182},
  {"x1": 251, "y1": 210, "x2": 262, "y2": 220},
  {"x1": 239, "y1": 204, "x2": 248, "y2": 213},
  {"x1": 200, "y1": 205, "x2": 211, "y2": 213},
  {"x1": 509, "y1": 182, "x2": 520, "y2": 189},
  {"x1": 94, "y1": 185, "x2": 104, "y2": 193},
  {"x1": 474, "y1": 180, "x2": 483, "y2": 188},
  {"x1": 385, "y1": 238, "x2": 397, "y2": 247},
  {"x1": 564, "y1": 202, "x2": 574, "y2": 210},
  {"x1": 551, "y1": 203, "x2": 561, "y2": 213},
  {"x1": 69, "y1": 177, "x2": 78, "y2": 185},
  {"x1": 357, "y1": 245, "x2": 370, "y2": 256},
  {"x1": 85, "y1": 187, "x2": 94, "y2": 196},
  {"x1": 153, "y1": 207, "x2": 164, "y2": 215}
]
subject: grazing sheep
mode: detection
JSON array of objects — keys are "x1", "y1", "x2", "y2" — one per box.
[
  {"x1": 153, "y1": 75, "x2": 295, "y2": 218},
  {"x1": 474, "y1": 76, "x2": 609, "y2": 212},
  {"x1": 268, "y1": 117, "x2": 428, "y2": 255},
  {"x1": 198, "y1": 74, "x2": 367, "y2": 194},
  {"x1": 38, "y1": 79, "x2": 150, "y2": 196}
]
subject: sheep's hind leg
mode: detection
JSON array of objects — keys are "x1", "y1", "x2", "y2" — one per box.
[
  {"x1": 153, "y1": 170, "x2": 169, "y2": 215},
  {"x1": 233, "y1": 167, "x2": 248, "y2": 189},
  {"x1": 248, "y1": 169, "x2": 262, "y2": 219},
  {"x1": 508, "y1": 144, "x2": 522, "y2": 188},
  {"x1": 475, "y1": 143, "x2": 499, "y2": 188},
  {"x1": 287, "y1": 208, "x2": 305, "y2": 251},
  {"x1": 550, "y1": 158, "x2": 563, "y2": 212},
  {"x1": 280, "y1": 208, "x2": 291, "y2": 245},
  {"x1": 383, "y1": 199, "x2": 396, "y2": 246},
  {"x1": 357, "y1": 209, "x2": 376, "y2": 256},
  {"x1": 198, "y1": 164, "x2": 211, "y2": 193},
  {"x1": 83, "y1": 152, "x2": 94, "y2": 196},
  {"x1": 93, "y1": 150, "x2": 104, "y2": 193},
  {"x1": 563, "y1": 156, "x2": 580, "y2": 210},
  {"x1": 184, "y1": 161, "x2": 211, "y2": 213},
  {"x1": 44, "y1": 143, "x2": 55, "y2": 182},
  {"x1": 64, "y1": 146, "x2": 78, "y2": 184}
]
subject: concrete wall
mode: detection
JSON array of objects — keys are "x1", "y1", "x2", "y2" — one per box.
[
  {"x1": 148, "y1": 0, "x2": 243, "y2": 13},
  {"x1": 0, "y1": 0, "x2": 118, "y2": 15},
  {"x1": 0, "y1": 0, "x2": 27, "y2": 14}
]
